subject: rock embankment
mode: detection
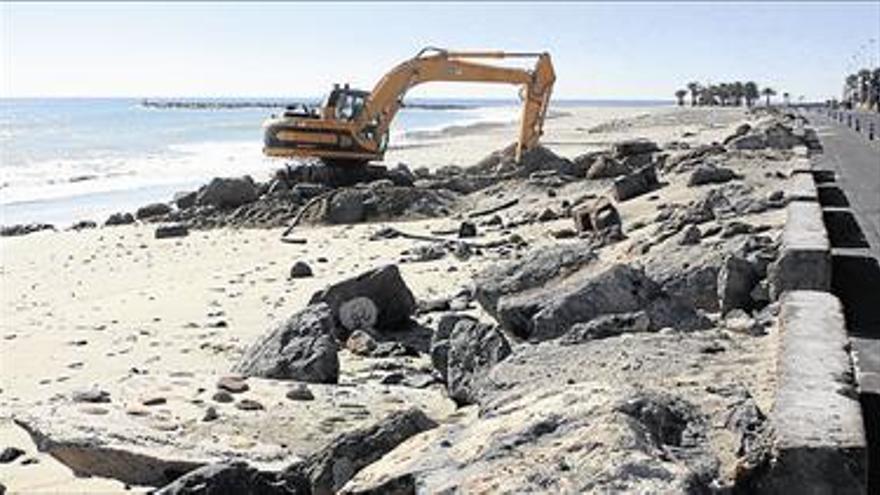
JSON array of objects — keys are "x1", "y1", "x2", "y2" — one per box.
[{"x1": 6, "y1": 108, "x2": 834, "y2": 493}]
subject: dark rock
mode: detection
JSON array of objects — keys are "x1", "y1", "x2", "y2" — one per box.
[
  {"x1": 0, "y1": 447, "x2": 25, "y2": 464},
  {"x1": 612, "y1": 139, "x2": 659, "y2": 157},
  {"x1": 287, "y1": 408, "x2": 437, "y2": 495},
  {"x1": 679, "y1": 225, "x2": 701, "y2": 245},
  {"x1": 104, "y1": 212, "x2": 136, "y2": 226},
  {"x1": 430, "y1": 314, "x2": 477, "y2": 382},
  {"x1": 217, "y1": 376, "x2": 249, "y2": 394},
  {"x1": 202, "y1": 407, "x2": 218, "y2": 422},
  {"x1": 70, "y1": 220, "x2": 97, "y2": 231},
  {"x1": 572, "y1": 197, "x2": 621, "y2": 233},
  {"x1": 727, "y1": 134, "x2": 766, "y2": 150},
  {"x1": 136, "y1": 202, "x2": 172, "y2": 220},
  {"x1": 537, "y1": 208, "x2": 558, "y2": 222},
  {"x1": 0, "y1": 223, "x2": 55, "y2": 237},
  {"x1": 586, "y1": 155, "x2": 630, "y2": 179},
  {"x1": 155, "y1": 223, "x2": 189, "y2": 239},
  {"x1": 346, "y1": 330, "x2": 378, "y2": 356},
  {"x1": 458, "y1": 221, "x2": 477, "y2": 238},
  {"x1": 235, "y1": 399, "x2": 264, "y2": 411},
  {"x1": 309, "y1": 265, "x2": 416, "y2": 334},
  {"x1": 174, "y1": 191, "x2": 198, "y2": 210},
  {"x1": 688, "y1": 164, "x2": 738, "y2": 186},
  {"x1": 722, "y1": 123, "x2": 752, "y2": 145},
  {"x1": 447, "y1": 320, "x2": 512, "y2": 406},
  {"x1": 196, "y1": 176, "x2": 258, "y2": 209},
  {"x1": 612, "y1": 165, "x2": 659, "y2": 201},
  {"x1": 560, "y1": 311, "x2": 651, "y2": 344},
  {"x1": 289, "y1": 261, "x2": 313, "y2": 279},
  {"x1": 474, "y1": 243, "x2": 596, "y2": 317},
  {"x1": 153, "y1": 461, "x2": 294, "y2": 495},
  {"x1": 718, "y1": 255, "x2": 757, "y2": 314},
  {"x1": 571, "y1": 151, "x2": 607, "y2": 177},
  {"x1": 325, "y1": 189, "x2": 366, "y2": 224},
  {"x1": 212, "y1": 391, "x2": 234, "y2": 403},
  {"x1": 286, "y1": 384, "x2": 315, "y2": 401},
  {"x1": 71, "y1": 388, "x2": 110, "y2": 403},
  {"x1": 497, "y1": 264, "x2": 710, "y2": 341},
  {"x1": 232, "y1": 303, "x2": 340, "y2": 384}
]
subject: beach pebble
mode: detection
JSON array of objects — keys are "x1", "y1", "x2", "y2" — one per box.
[
  {"x1": 346, "y1": 329, "x2": 378, "y2": 356},
  {"x1": 289, "y1": 261, "x2": 313, "y2": 278},
  {"x1": 155, "y1": 223, "x2": 189, "y2": 239},
  {"x1": 142, "y1": 396, "x2": 167, "y2": 406},
  {"x1": 203, "y1": 406, "x2": 219, "y2": 421},
  {"x1": 217, "y1": 376, "x2": 249, "y2": 394},
  {"x1": 80, "y1": 406, "x2": 110, "y2": 415},
  {"x1": 458, "y1": 221, "x2": 477, "y2": 238},
  {"x1": 212, "y1": 391, "x2": 234, "y2": 403},
  {"x1": 286, "y1": 384, "x2": 315, "y2": 401},
  {"x1": 72, "y1": 388, "x2": 111, "y2": 403},
  {"x1": 0, "y1": 447, "x2": 25, "y2": 464},
  {"x1": 235, "y1": 399, "x2": 264, "y2": 411}
]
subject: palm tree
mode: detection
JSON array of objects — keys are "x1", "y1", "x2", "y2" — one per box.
[
  {"x1": 762, "y1": 87, "x2": 776, "y2": 106},
  {"x1": 675, "y1": 89, "x2": 687, "y2": 106},
  {"x1": 686, "y1": 82, "x2": 701, "y2": 106},
  {"x1": 858, "y1": 69, "x2": 872, "y2": 108},
  {"x1": 744, "y1": 81, "x2": 759, "y2": 107},
  {"x1": 732, "y1": 82, "x2": 745, "y2": 106},
  {"x1": 845, "y1": 74, "x2": 859, "y2": 108}
]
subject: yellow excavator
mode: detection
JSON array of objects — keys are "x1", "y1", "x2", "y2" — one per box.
[{"x1": 263, "y1": 47, "x2": 555, "y2": 166}]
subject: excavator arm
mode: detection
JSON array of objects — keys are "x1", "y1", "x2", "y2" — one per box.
[{"x1": 356, "y1": 48, "x2": 556, "y2": 162}]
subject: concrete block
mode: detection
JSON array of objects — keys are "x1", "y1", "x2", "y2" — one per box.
[
  {"x1": 770, "y1": 201, "x2": 831, "y2": 298},
  {"x1": 757, "y1": 291, "x2": 867, "y2": 493},
  {"x1": 787, "y1": 172, "x2": 818, "y2": 202}
]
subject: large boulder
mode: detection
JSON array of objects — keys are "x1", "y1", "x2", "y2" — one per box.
[
  {"x1": 196, "y1": 177, "x2": 258, "y2": 209},
  {"x1": 612, "y1": 138, "x2": 659, "y2": 157},
  {"x1": 285, "y1": 408, "x2": 437, "y2": 495},
  {"x1": 612, "y1": 165, "x2": 659, "y2": 201},
  {"x1": 105, "y1": 212, "x2": 135, "y2": 226},
  {"x1": 233, "y1": 303, "x2": 340, "y2": 383},
  {"x1": 136, "y1": 202, "x2": 172, "y2": 220},
  {"x1": 474, "y1": 243, "x2": 597, "y2": 317},
  {"x1": 717, "y1": 255, "x2": 758, "y2": 314},
  {"x1": 341, "y1": 385, "x2": 722, "y2": 494},
  {"x1": 309, "y1": 265, "x2": 416, "y2": 335},
  {"x1": 688, "y1": 164, "x2": 739, "y2": 187},
  {"x1": 496, "y1": 264, "x2": 709, "y2": 341},
  {"x1": 586, "y1": 155, "x2": 630, "y2": 179},
  {"x1": 446, "y1": 320, "x2": 512, "y2": 406},
  {"x1": 572, "y1": 197, "x2": 621, "y2": 233},
  {"x1": 154, "y1": 462, "x2": 297, "y2": 495},
  {"x1": 325, "y1": 189, "x2": 367, "y2": 224}
]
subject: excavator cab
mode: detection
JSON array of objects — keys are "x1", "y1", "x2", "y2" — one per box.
[{"x1": 321, "y1": 84, "x2": 369, "y2": 122}]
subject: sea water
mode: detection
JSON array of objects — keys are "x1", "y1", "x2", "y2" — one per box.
[{"x1": 0, "y1": 98, "x2": 666, "y2": 226}]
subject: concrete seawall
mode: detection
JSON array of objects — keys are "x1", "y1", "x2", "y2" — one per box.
[{"x1": 759, "y1": 136, "x2": 868, "y2": 492}]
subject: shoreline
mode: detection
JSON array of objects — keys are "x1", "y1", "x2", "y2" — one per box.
[{"x1": 1, "y1": 104, "x2": 671, "y2": 228}]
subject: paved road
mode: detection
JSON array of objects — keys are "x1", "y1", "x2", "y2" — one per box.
[
  {"x1": 806, "y1": 109, "x2": 880, "y2": 492},
  {"x1": 807, "y1": 110, "x2": 880, "y2": 260}
]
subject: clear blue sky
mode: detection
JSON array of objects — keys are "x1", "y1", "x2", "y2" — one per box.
[{"x1": 2, "y1": 2, "x2": 878, "y2": 100}]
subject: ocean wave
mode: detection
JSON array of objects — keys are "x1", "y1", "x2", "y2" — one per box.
[{"x1": 0, "y1": 140, "x2": 277, "y2": 206}]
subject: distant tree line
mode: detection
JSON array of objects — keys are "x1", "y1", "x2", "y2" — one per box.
[
  {"x1": 839, "y1": 68, "x2": 880, "y2": 112},
  {"x1": 674, "y1": 81, "x2": 785, "y2": 108}
]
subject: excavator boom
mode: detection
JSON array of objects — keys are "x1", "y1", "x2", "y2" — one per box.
[{"x1": 263, "y1": 47, "x2": 556, "y2": 164}]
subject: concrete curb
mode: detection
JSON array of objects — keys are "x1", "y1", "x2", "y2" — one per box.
[
  {"x1": 758, "y1": 291, "x2": 867, "y2": 493},
  {"x1": 769, "y1": 200, "x2": 831, "y2": 298}
]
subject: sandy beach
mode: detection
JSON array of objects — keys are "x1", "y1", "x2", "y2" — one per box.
[{"x1": 1, "y1": 104, "x2": 807, "y2": 493}]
